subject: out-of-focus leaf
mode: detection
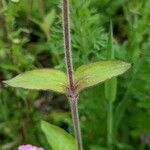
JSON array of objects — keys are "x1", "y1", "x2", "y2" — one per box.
[
  {"x1": 50, "y1": 111, "x2": 71, "y2": 125},
  {"x1": 116, "y1": 142, "x2": 133, "y2": 150},
  {"x1": 11, "y1": 0, "x2": 19, "y2": 3},
  {"x1": 44, "y1": 9, "x2": 56, "y2": 29},
  {"x1": 29, "y1": 17, "x2": 41, "y2": 26},
  {"x1": 75, "y1": 60, "x2": 131, "y2": 92},
  {"x1": 90, "y1": 145, "x2": 107, "y2": 150},
  {"x1": 41, "y1": 9, "x2": 56, "y2": 40},
  {"x1": 137, "y1": 100, "x2": 150, "y2": 109},
  {"x1": 30, "y1": 9, "x2": 56, "y2": 40},
  {"x1": 41, "y1": 121, "x2": 76, "y2": 150},
  {"x1": 4, "y1": 69, "x2": 67, "y2": 93},
  {"x1": 105, "y1": 21, "x2": 117, "y2": 101},
  {"x1": 0, "y1": 63, "x2": 20, "y2": 73}
]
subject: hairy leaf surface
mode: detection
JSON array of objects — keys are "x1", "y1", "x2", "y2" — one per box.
[
  {"x1": 75, "y1": 60, "x2": 131, "y2": 92},
  {"x1": 4, "y1": 69, "x2": 67, "y2": 93}
]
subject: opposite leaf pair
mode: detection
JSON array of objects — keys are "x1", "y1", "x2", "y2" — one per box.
[{"x1": 4, "y1": 60, "x2": 131, "y2": 95}]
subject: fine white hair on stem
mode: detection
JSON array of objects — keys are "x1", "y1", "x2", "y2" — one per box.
[
  {"x1": 62, "y1": 0, "x2": 83, "y2": 149},
  {"x1": 62, "y1": 0, "x2": 74, "y2": 92}
]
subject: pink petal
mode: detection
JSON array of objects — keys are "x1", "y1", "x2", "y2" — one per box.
[{"x1": 18, "y1": 144, "x2": 44, "y2": 150}]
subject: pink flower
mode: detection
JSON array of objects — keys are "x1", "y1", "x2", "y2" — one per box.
[{"x1": 18, "y1": 144, "x2": 44, "y2": 150}]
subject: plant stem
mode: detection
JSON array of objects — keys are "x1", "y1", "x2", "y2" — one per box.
[
  {"x1": 107, "y1": 100, "x2": 113, "y2": 150},
  {"x1": 62, "y1": 0, "x2": 74, "y2": 91},
  {"x1": 70, "y1": 97, "x2": 83, "y2": 150},
  {"x1": 62, "y1": 0, "x2": 83, "y2": 149}
]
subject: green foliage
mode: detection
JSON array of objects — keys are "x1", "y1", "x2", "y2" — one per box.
[
  {"x1": 4, "y1": 69, "x2": 67, "y2": 93},
  {"x1": 105, "y1": 21, "x2": 117, "y2": 102},
  {"x1": 0, "y1": 0, "x2": 150, "y2": 149},
  {"x1": 105, "y1": 78, "x2": 117, "y2": 102},
  {"x1": 75, "y1": 60, "x2": 130, "y2": 92},
  {"x1": 41, "y1": 121, "x2": 76, "y2": 150},
  {"x1": 30, "y1": 8, "x2": 56, "y2": 40},
  {"x1": 11, "y1": 0, "x2": 20, "y2": 3},
  {"x1": 70, "y1": 0, "x2": 107, "y2": 66}
]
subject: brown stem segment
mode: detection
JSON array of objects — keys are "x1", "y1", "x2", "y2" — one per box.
[
  {"x1": 62, "y1": 0, "x2": 74, "y2": 91},
  {"x1": 62, "y1": 0, "x2": 83, "y2": 149},
  {"x1": 70, "y1": 97, "x2": 83, "y2": 150}
]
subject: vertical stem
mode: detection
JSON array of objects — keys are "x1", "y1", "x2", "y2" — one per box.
[
  {"x1": 62, "y1": 0, "x2": 74, "y2": 91},
  {"x1": 107, "y1": 100, "x2": 113, "y2": 150},
  {"x1": 62, "y1": 0, "x2": 83, "y2": 149},
  {"x1": 70, "y1": 97, "x2": 83, "y2": 150}
]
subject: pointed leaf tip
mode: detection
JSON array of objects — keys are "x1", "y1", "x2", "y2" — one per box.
[
  {"x1": 75, "y1": 60, "x2": 131, "y2": 92},
  {"x1": 4, "y1": 69, "x2": 67, "y2": 94}
]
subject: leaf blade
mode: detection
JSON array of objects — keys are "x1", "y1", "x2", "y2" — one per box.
[
  {"x1": 4, "y1": 69, "x2": 67, "y2": 94},
  {"x1": 41, "y1": 121, "x2": 76, "y2": 150},
  {"x1": 75, "y1": 60, "x2": 131, "y2": 92},
  {"x1": 44, "y1": 9, "x2": 56, "y2": 29}
]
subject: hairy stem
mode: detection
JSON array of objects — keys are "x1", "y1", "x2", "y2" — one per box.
[
  {"x1": 62, "y1": 0, "x2": 83, "y2": 149},
  {"x1": 107, "y1": 100, "x2": 113, "y2": 150},
  {"x1": 62, "y1": 0, "x2": 74, "y2": 91},
  {"x1": 70, "y1": 97, "x2": 83, "y2": 150}
]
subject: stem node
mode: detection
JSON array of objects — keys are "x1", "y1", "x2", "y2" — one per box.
[{"x1": 62, "y1": 0, "x2": 83, "y2": 149}]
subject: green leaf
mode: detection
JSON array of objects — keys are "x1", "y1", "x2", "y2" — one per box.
[
  {"x1": 4, "y1": 69, "x2": 67, "y2": 94},
  {"x1": 41, "y1": 121, "x2": 76, "y2": 150},
  {"x1": 44, "y1": 9, "x2": 56, "y2": 29},
  {"x1": 75, "y1": 60, "x2": 131, "y2": 92},
  {"x1": 29, "y1": 17, "x2": 41, "y2": 27},
  {"x1": 0, "y1": 63, "x2": 20, "y2": 73},
  {"x1": 90, "y1": 145, "x2": 107, "y2": 150},
  {"x1": 105, "y1": 21, "x2": 117, "y2": 101},
  {"x1": 11, "y1": 0, "x2": 19, "y2": 3}
]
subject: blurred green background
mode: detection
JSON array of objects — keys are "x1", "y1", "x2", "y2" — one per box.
[{"x1": 0, "y1": 0, "x2": 150, "y2": 149}]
